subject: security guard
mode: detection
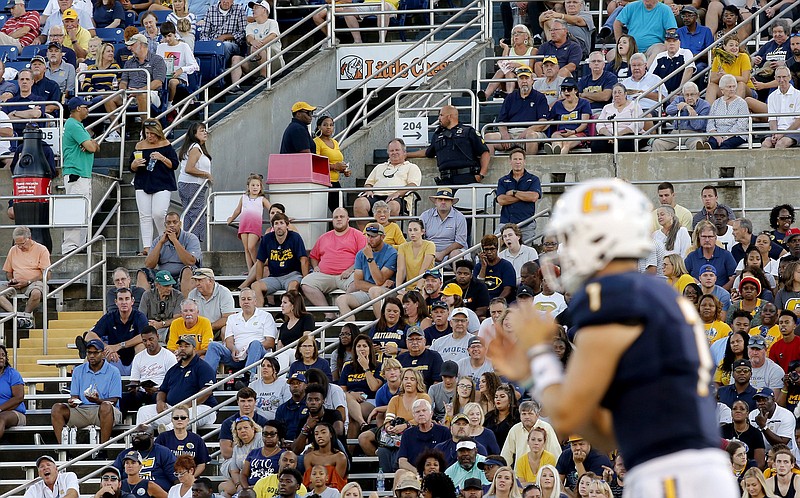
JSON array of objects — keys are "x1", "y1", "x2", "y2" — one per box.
[{"x1": 408, "y1": 105, "x2": 490, "y2": 186}]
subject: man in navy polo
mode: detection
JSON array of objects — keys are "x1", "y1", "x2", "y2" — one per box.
[
  {"x1": 484, "y1": 66, "x2": 550, "y2": 156},
  {"x1": 135, "y1": 335, "x2": 218, "y2": 428},
  {"x1": 274, "y1": 373, "x2": 308, "y2": 441},
  {"x1": 77, "y1": 287, "x2": 149, "y2": 375},
  {"x1": 397, "y1": 325, "x2": 444, "y2": 387},
  {"x1": 534, "y1": 19, "x2": 582, "y2": 77},
  {"x1": 684, "y1": 220, "x2": 737, "y2": 290},
  {"x1": 495, "y1": 148, "x2": 541, "y2": 242},
  {"x1": 280, "y1": 101, "x2": 315, "y2": 153}
]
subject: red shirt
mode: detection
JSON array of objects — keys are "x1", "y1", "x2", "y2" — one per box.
[
  {"x1": 769, "y1": 335, "x2": 800, "y2": 372},
  {"x1": 1, "y1": 11, "x2": 41, "y2": 47}
]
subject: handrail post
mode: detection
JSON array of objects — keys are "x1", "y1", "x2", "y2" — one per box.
[{"x1": 741, "y1": 179, "x2": 747, "y2": 218}]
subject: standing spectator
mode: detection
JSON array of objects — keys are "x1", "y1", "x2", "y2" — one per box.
[
  {"x1": 120, "y1": 34, "x2": 167, "y2": 120},
  {"x1": 684, "y1": 220, "x2": 737, "y2": 289},
  {"x1": 156, "y1": 22, "x2": 199, "y2": 105},
  {"x1": 406, "y1": 105, "x2": 489, "y2": 186},
  {"x1": 578, "y1": 51, "x2": 618, "y2": 113},
  {"x1": 279, "y1": 102, "x2": 315, "y2": 153},
  {"x1": 314, "y1": 116, "x2": 350, "y2": 213},
  {"x1": 485, "y1": 66, "x2": 550, "y2": 156},
  {"x1": 177, "y1": 122, "x2": 212, "y2": 243},
  {"x1": 533, "y1": 19, "x2": 581, "y2": 77},
  {"x1": 495, "y1": 149, "x2": 541, "y2": 242},
  {"x1": 130, "y1": 119, "x2": 179, "y2": 255},
  {"x1": 0, "y1": 344, "x2": 26, "y2": 439},
  {"x1": 51, "y1": 339, "x2": 122, "y2": 443},
  {"x1": 93, "y1": 0, "x2": 124, "y2": 28},
  {"x1": 544, "y1": 77, "x2": 592, "y2": 155},
  {"x1": 0, "y1": 0, "x2": 41, "y2": 49},
  {"x1": 248, "y1": 212, "x2": 309, "y2": 307},
  {"x1": 355, "y1": 139, "x2": 421, "y2": 225},
  {"x1": 761, "y1": 66, "x2": 800, "y2": 150},
  {"x1": 138, "y1": 212, "x2": 201, "y2": 297},
  {"x1": 591, "y1": 83, "x2": 644, "y2": 154},
  {"x1": 24, "y1": 456, "x2": 79, "y2": 498},
  {"x1": 538, "y1": 0, "x2": 594, "y2": 58},
  {"x1": 121, "y1": 326, "x2": 176, "y2": 417},
  {"x1": 419, "y1": 189, "x2": 468, "y2": 263},
  {"x1": 650, "y1": 82, "x2": 709, "y2": 151},
  {"x1": 648, "y1": 29, "x2": 696, "y2": 96},
  {"x1": 227, "y1": 173, "x2": 271, "y2": 272},
  {"x1": 186, "y1": 268, "x2": 235, "y2": 338},
  {"x1": 614, "y1": 0, "x2": 677, "y2": 57},
  {"x1": 702, "y1": 74, "x2": 750, "y2": 150},
  {"x1": 61, "y1": 96, "x2": 97, "y2": 254},
  {"x1": 0, "y1": 226, "x2": 50, "y2": 329},
  {"x1": 302, "y1": 208, "x2": 367, "y2": 321}
]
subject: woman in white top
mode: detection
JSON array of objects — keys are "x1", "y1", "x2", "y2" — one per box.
[
  {"x1": 478, "y1": 24, "x2": 537, "y2": 100},
  {"x1": 499, "y1": 223, "x2": 539, "y2": 284},
  {"x1": 653, "y1": 205, "x2": 691, "y2": 256},
  {"x1": 177, "y1": 122, "x2": 212, "y2": 244},
  {"x1": 591, "y1": 83, "x2": 643, "y2": 154},
  {"x1": 168, "y1": 454, "x2": 196, "y2": 498}
]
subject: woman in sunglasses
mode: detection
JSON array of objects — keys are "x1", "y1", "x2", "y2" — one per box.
[
  {"x1": 168, "y1": 454, "x2": 197, "y2": 498},
  {"x1": 130, "y1": 119, "x2": 180, "y2": 256},
  {"x1": 121, "y1": 450, "x2": 168, "y2": 498},
  {"x1": 154, "y1": 404, "x2": 210, "y2": 477},
  {"x1": 219, "y1": 416, "x2": 263, "y2": 498}
]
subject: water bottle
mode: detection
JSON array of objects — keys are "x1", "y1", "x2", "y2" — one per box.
[
  {"x1": 112, "y1": 76, "x2": 119, "y2": 91},
  {"x1": 376, "y1": 469, "x2": 385, "y2": 492},
  {"x1": 69, "y1": 427, "x2": 77, "y2": 445},
  {"x1": 146, "y1": 156, "x2": 156, "y2": 172},
  {"x1": 88, "y1": 425, "x2": 98, "y2": 445},
  {"x1": 61, "y1": 426, "x2": 70, "y2": 444}
]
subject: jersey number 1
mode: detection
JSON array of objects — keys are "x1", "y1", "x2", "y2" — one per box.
[{"x1": 676, "y1": 297, "x2": 713, "y2": 397}]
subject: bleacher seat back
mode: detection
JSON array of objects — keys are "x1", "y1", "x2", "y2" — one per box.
[
  {"x1": 27, "y1": 0, "x2": 48, "y2": 11},
  {"x1": 95, "y1": 28, "x2": 125, "y2": 43},
  {"x1": 6, "y1": 60, "x2": 29, "y2": 72},
  {"x1": 194, "y1": 40, "x2": 225, "y2": 87},
  {"x1": 0, "y1": 44, "x2": 18, "y2": 61},
  {"x1": 21, "y1": 44, "x2": 44, "y2": 60}
]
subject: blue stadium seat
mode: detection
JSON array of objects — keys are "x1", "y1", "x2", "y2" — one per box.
[
  {"x1": 6, "y1": 60, "x2": 29, "y2": 72},
  {"x1": 0, "y1": 14, "x2": 7, "y2": 29},
  {"x1": 124, "y1": 10, "x2": 137, "y2": 26},
  {"x1": 194, "y1": 40, "x2": 225, "y2": 87},
  {"x1": 26, "y1": 0, "x2": 48, "y2": 11},
  {"x1": 152, "y1": 10, "x2": 171, "y2": 23},
  {"x1": 0, "y1": 44, "x2": 18, "y2": 61},
  {"x1": 95, "y1": 28, "x2": 125, "y2": 43},
  {"x1": 20, "y1": 44, "x2": 44, "y2": 60}
]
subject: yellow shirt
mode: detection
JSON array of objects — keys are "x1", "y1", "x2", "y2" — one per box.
[
  {"x1": 254, "y1": 474, "x2": 308, "y2": 498},
  {"x1": 364, "y1": 222, "x2": 406, "y2": 248},
  {"x1": 750, "y1": 325, "x2": 782, "y2": 354},
  {"x1": 62, "y1": 25, "x2": 92, "y2": 52},
  {"x1": 167, "y1": 316, "x2": 214, "y2": 353},
  {"x1": 397, "y1": 240, "x2": 436, "y2": 289},
  {"x1": 705, "y1": 321, "x2": 731, "y2": 344},
  {"x1": 669, "y1": 274, "x2": 696, "y2": 294},
  {"x1": 314, "y1": 136, "x2": 344, "y2": 183},
  {"x1": 711, "y1": 52, "x2": 755, "y2": 89},
  {"x1": 514, "y1": 450, "x2": 557, "y2": 484}
]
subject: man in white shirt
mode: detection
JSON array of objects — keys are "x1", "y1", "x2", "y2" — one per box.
[
  {"x1": 432, "y1": 308, "x2": 472, "y2": 362},
  {"x1": 457, "y1": 336, "x2": 493, "y2": 385},
  {"x1": 204, "y1": 287, "x2": 277, "y2": 378},
  {"x1": 748, "y1": 387, "x2": 796, "y2": 454},
  {"x1": 23, "y1": 455, "x2": 79, "y2": 498},
  {"x1": 121, "y1": 326, "x2": 177, "y2": 417},
  {"x1": 762, "y1": 66, "x2": 800, "y2": 150},
  {"x1": 500, "y1": 400, "x2": 561, "y2": 463},
  {"x1": 622, "y1": 52, "x2": 667, "y2": 121}
]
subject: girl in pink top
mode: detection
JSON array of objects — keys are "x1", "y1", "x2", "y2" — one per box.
[{"x1": 227, "y1": 173, "x2": 271, "y2": 270}]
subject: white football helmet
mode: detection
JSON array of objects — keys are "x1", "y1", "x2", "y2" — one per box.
[{"x1": 541, "y1": 178, "x2": 654, "y2": 293}]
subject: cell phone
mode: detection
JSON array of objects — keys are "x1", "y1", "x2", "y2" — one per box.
[{"x1": 141, "y1": 380, "x2": 157, "y2": 388}]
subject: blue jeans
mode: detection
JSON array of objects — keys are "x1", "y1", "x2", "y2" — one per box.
[
  {"x1": 204, "y1": 340, "x2": 266, "y2": 377},
  {"x1": 709, "y1": 136, "x2": 746, "y2": 149}
]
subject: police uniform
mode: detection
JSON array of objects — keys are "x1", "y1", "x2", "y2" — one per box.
[
  {"x1": 570, "y1": 272, "x2": 739, "y2": 498},
  {"x1": 425, "y1": 123, "x2": 489, "y2": 185}
]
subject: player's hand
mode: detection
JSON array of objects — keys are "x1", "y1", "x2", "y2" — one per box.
[{"x1": 487, "y1": 305, "x2": 559, "y2": 381}]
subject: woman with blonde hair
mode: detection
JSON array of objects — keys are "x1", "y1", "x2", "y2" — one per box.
[
  {"x1": 536, "y1": 464, "x2": 566, "y2": 498},
  {"x1": 219, "y1": 417, "x2": 263, "y2": 498},
  {"x1": 385, "y1": 367, "x2": 430, "y2": 424},
  {"x1": 340, "y1": 482, "x2": 364, "y2": 498},
  {"x1": 586, "y1": 478, "x2": 613, "y2": 498},
  {"x1": 463, "y1": 402, "x2": 501, "y2": 454},
  {"x1": 741, "y1": 466, "x2": 776, "y2": 498},
  {"x1": 486, "y1": 466, "x2": 523, "y2": 498},
  {"x1": 479, "y1": 24, "x2": 537, "y2": 100},
  {"x1": 663, "y1": 254, "x2": 696, "y2": 293}
]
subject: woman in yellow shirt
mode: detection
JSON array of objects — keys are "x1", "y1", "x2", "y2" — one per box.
[
  {"x1": 714, "y1": 330, "x2": 749, "y2": 386},
  {"x1": 314, "y1": 116, "x2": 350, "y2": 213},
  {"x1": 514, "y1": 427, "x2": 557, "y2": 485},
  {"x1": 706, "y1": 35, "x2": 754, "y2": 101},
  {"x1": 663, "y1": 254, "x2": 696, "y2": 294},
  {"x1": 700, "y1": 294, "x2": 732, "y2": 344},
  {"x1": 396, "y1": 219, "x2": 436, "y2": 290}
]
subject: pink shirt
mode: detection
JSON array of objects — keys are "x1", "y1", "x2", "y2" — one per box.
[{"x1": 309, "y1": 227, "x2": 367, "y2": 275}]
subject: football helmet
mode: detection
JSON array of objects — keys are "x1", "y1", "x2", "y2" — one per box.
[{"x1": 541, "y1": 178, "x2": 654, "y2": 293}]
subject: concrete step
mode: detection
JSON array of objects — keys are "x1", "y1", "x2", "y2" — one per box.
[{"x1": 46, "y1": 319, "x2": 96, "y2": 329}]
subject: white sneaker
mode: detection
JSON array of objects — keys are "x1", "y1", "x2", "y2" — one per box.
[{"x1": 106, "y1": 130, "x2": 122, "y2": 142}]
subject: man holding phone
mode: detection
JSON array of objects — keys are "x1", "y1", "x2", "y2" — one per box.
[{"x1": 0, "y1": 226, "x2": 50, "y2": 329}]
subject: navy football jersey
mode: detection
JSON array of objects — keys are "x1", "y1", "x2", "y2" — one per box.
[{"x1": 570, "y1": 271, "x2": 719, "y2": 469}]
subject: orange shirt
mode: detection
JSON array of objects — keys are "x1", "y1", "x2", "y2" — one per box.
[{"x1": 3, "y1": 240, "x2": 50, "y2": 282}]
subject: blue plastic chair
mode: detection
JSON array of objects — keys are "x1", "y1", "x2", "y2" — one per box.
[
  {"x1": 20, "y1": 44, "x2": 44, "y2": 60},
  {"x1": 95, "y1": 28, "x2": 125, "y2": 43},
  {"x1": 193, "y1": 40, "x2": 225, "y2": 87},
  {"x1": 0, "y1": 45, "x2": 18, "y2": 62}
]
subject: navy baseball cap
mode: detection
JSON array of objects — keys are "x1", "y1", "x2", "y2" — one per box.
[{"x1": 754, "y1": 387, "x2": 775, "y2": 399}]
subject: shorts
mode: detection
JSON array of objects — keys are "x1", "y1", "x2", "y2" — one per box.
[
  {"x1": 623, "y1": 448, "x2": 739, "y2": 498},
  {"x1": 780, "y1": 132, "x2": 800, "y2": 145},
  {"x1": 20, "y1": 281, "x2": 45, "y2": 298},
  {"x1": 301, "y1": 271, "x2": 355, "y2": 294},
  {"x1": 68, "y1": 404, "x2": 123, "y2": 428},
  {"x1": 261, "y1": 271, "x2": 303, "y2": 293},
  {"x1": 509, "y1": 128, "x2": 547, "y2": 140},
  {"x1": 9, "y1": 410, "x2": 26, "y2": 426},
  {"x1": 360, "y1": 195, "x2": 407, "y2": 215},
  {"x1": 347, "y1": 2, "x2": 397, "y2": 18},
  {"x1": 349, "y1": 290, "x2": 371, "y2": 306}
]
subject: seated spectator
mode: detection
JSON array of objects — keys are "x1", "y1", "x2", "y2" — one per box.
[
  {"x1": 483, "y1": 383, "x2": 519, "y2": 449},
  {"x1": 25, "y1": 456, "x2": 79, "y2": 498},
  {"x1": 51, "y1": 339, "x2": 122, "y2": 443},
  {"x1": 676, "y1": 6, "x2": 714, "y2": 66},
  {"x1": 514, "y1": 427, "x2": 556, "y2": 485},
  {"x1": 138, "y1": 212, "x2": 201, "y2": 298},
  {"x1": 605, "y1": 34, "x2": 638, "y2": 79},
  {"x1": 253, "y1": 452, "x2": 307, "y2": 498},
  {"x1": 451, "y1": 260, "x2": 490, "y2": 318},
  {"x1": 114, "y1": 430, "x2": 175, "y2": 494},
  {"x1": 369, "y1": 297, "x2": 408, "y2": 362},
  {"x1": 613, "y1": 0, "x2": 676, "y2": 58},
  {"x1": 302, "y1": 425, "x2": 348, "y2": 491},
  {"x1": 165, "y1": 299, "x2": 213, "y2": 355},
  {"x1": 539, "y1": 0, "x2": 594, "y2": 58},
  {"x1": 277, "y1": 290, "x2": 314, "y2": 348},
  {"x1": 249, "y1": 356, "x2": 289, "y2": 420},
  {"x1": 419, "y1": 188, "x2": 468, "y2": 263},
  {"x1": 275, "y1": 373, "x2": 308, "y2": 441},
  {"x1": 388, "y1": 398, "x2": 450, "y2": 473},
  {"x1": 761, "y1": 66, "x2": 800, "y2": 150},
  {"x1": 336, "y1": 222, "x2": 398, "y2": 319},
  {"x1": 156, "y1": 21, "x2": 199, "y2": 105},
  {"x1": 420, "y1": 269, "x2": 443, "y2": 307},
  {"x1": 154, "y1": 404, "x2": 210, "y2": 475},
  {"x1": 120, "y1": 326, "x2": 176, "y2": 417},
  {"x1": 339, "y1": 0, "x2": 397, "y2": 44},
  {"x1": 219, "y1": 387, "x2": 269, "y2": 463},
  {"x1": 398, "y1": 325, "x2": 443, "y2": 387},
  {"x1": 474, "y1": 235, "x2": 516, "y2": 301},
  {"x1": 289, "y1": 334, "x2": 333, "y2": 381},
  {"x1": 241, "y1": 421, "x2": 287, "y2": 488},
  {"x1": 424, "y1": 300, "x2": 453, "y2": 345},
  {"x1": 0, "y1": 226, "x2": 49, "y2": 328},
  {"x1": 531, "y1": 57, "x2": 564, "y2": 108},
  {"x1": 591, "y1": 83, "x2": 644, "y2": 153},
  {"x1": 93, "y1": 0, "x2": 124, "y2": 28},
  {"x1": 500, "y1": 400, "x2": 560, "y2": 465},
  {"x1": 45, "y1": 42, "x2": 77, "y2": 99},
  {"x1": 120, "y1": 33, "x2": 167, "y2": 119},
  {"x1": 139, "y1": 11, "x2": 161, "y2": 54},
  {"x1": 186, "y1": 267, "x2": 235, "y2": 338},
  {"x1": 685, "y1": 220, "x2": 737, "y2": 288},
  {"x1": 331, "y1": 324, "x2": 357, "y2": 383},
  {"x1": 136, "y1": 335, "x2": 217, "y2": 427},
  {"x1": 83, "y1": 42, "x2": 122, "y2": 125},
  {"x1": 247, "y1": 212, "x2": 309, "y2": 307},
  {"x1": 486, "y1": 65, "x2": 550, "y2": 156},
  {"x1": 0, "y1": 344, "x2": 25, "y2": 439},
  {"x1": 0, "y1": 0, "x2": 41, "y2": 49},
  {"x1": 648, "y1": 29, "x2": 696, "y2": 96},
  {"x1": 445, "y1": 440, "x2": 488, "y2": 489},
  {"x1": 138, "y1": 270, "x2": 181, "y2": 342},
  {"x1": 205, "y1": 287, "x2": 277, "y2": 379},
  {"x1": 339, "y1": 333, "x2": 384, "y2": 433},
  {"x1": 556, "y1": 436, "x2": 613, "y2": 493},
  {"x1": 650, "y1": 82, "x2": 709, "y2": 151},
  {"x1": 292, "y1": 382, "x2": 346, "y2": 453},
  {"x1": 60, "y1": 8, "x2": 91, "y2": 61},
  {"x1": 544, "y1": 77, "x2": 591, "y2": 155},
  {"x1": 396, "y1": 220, "x2": 436, "y2": 290},
  {"x1": 30, "y1": 55, "x2": 63, "y2": 116},
  {"x1": 235, "y1": 0, "x2": 283, "y2": 87},
  {"x1": 302, "y1": 208, "x2": 367, "y2": 321},
  {"x1": 41, "y1": 0, "x2": 95, "y2": 44},
  {"x1": 432, "y1": 307, "x2": 473, "y2": 361},
  {"x1": 706, "y1": 2, "x2": 753, "y2": 40},
  {"x1": 354, "y1": 139, "x2": 421, "y2": 227},
  {"x1": 369, "y1": 200, "x2": 407, "y2": 248},
  {"x1": 463, "y1": 403, "x2": 500, "y2": 455},
  {"x1": 621, "y1": 53, "x2": 668, "y2": 124},
  {"x1": 106, "y1": 267, "x2": 145, "y2": 313},
  {"x1": 441, "y1": 287, "x2": 480, "y2": 334},
  {"x1": 115, "y1": 26, "x2": 139, "y2": 66},
  {"x1": 76, "y1": 288, "x2": 148, "y2": 375},
  {"x1": 219, "y1": 417, "x2": 263, "y2": 498},
  {"x1": 533, "y1": 19, "x2": 581, "y2": 77},
  {"x1": 458, "y1": 337, "x2": 493, "y2": 387},
  {"x1": 748, "y1": 20, "x2": 791, "y2": 103},
  {"x1": 403, "y1": 290, "x2": 433, "y2": 330},
  {"x1": 307, "y1": 367, "x2": 350, "y2": 434},
  {"x1": 654, "y1": 206, "x2": 692, "y2": 257},
  {"x1": 198, "y1": 0, "x2": 247, "y2": 84},
  {"x1": 700, "y1": 74, "x2": 750, "y2": 150},
  {"x1": 165, "y1": 0, "x2": 196, "y2": 50},
  {"x1": 579, "y1": 51, "x2": 618, "y2": 113},
  {"x1": 477, "y1": 25, "x2": 536, "y2": 101}
]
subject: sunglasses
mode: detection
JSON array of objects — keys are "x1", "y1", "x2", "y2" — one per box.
[
  {"x1": 234, "y1": 416, "x2": 252, "y2": 422},
  {"x1": 143, "y1": 120, "x2": 159, "y2": 127},
  {"x1": 101, "y1": 476, "x2": 120, "y2": 481},
  {"x1": 172, "y1": 416, "x2": 189, "y2": 420}
]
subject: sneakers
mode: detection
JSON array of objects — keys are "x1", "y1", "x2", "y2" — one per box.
[
  {"x1": 598, "y1": 25, "x2": 612, "y2": 39},
  {"x1": 105, "y1": 130, "x2": 122, "y2": 142},
  {"x1": 695, "y1": 141, "x2": 712, "y2": 150},
  {"x1": 76, "y1": 335, "x2": 88, "y2": 359},
  {"x1": 553, "y1": 144, "x2": 562, "y2": 155},
  {"x1": 229, "y1": 85, "x2": 244, "y2": 95},
  {"x1": 16, "y1": 316, "x2": 32, "y2": 329},
  {"x1": 477, "y1": 90, "x2": 487, "y2": 102}
]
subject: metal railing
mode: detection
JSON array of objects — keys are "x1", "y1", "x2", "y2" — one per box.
[
  {"x1": 0, "y1": 103, "x2": 65, "y2": 161},
  {"x1": 41, "y1": 236, "x2": 107, "y2": 354},
  {"x1": 0, "y1": 290, "x2": 21, "y2": 365},
  {"x1": 179, "y1": 178, "x2": 211, "y2": 235},
  {"x1": 90, "y1": 180, "x2": 122, "y2": 256},
  {"x1": 0, "y1": 194, "x2": 91, "y2": 232}
]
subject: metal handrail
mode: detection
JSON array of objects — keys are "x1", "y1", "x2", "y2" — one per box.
[
  {"x1": 41, "y1": 236, "x2": 107, "y2": 354},
  {"x1": 179, "y1": 178, "x2": 211, "y2": 235},
  {"x1": 0, "y1": 194, "x2": 90, "y2": 231},
  {"x1": 90, "y1": 181, "x2": 122, "y2": 256},
  {"x1": 0, "y1": 290, "x2": 20, "y2": 365}
]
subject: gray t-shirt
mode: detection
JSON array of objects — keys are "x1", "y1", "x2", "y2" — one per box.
[
  {"x1": 187, "y1": 283, "x2": 235, "y2": 324},
  {"x1": 457, "y1": 357, "x2": 495, "y2": 386},
  {"x1": 431, "y1": 333, "x2": 472, "y2": 362},
  {"x1": 533, "y1": 76, "x2": 564, "y2": 107},
  {"x1": 567, "y1": 12, "x2": 595, "y2": 58},
  {"x1": 428, "y1": 382, "x2": 456, "y2": 422}
]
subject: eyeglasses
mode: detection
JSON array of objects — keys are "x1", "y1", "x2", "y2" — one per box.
[
  {"x1": 173, "y1": 471, "x2": 190, "y2": 478},
  {"x1": 481, "y1": 246, "x2": 497, "y2": 251},
  {"x1": 172, "y1": 416, "x2": 189, "y2": 420},
  {"x1": 543, "y1": 241, "x2": 558, "y2": 246},
  {"x1": 457, "y1": 384, "x2": 472, "y2": 388},
  {"x1": 263, "y1": 431, "x2": 279, "y2": 437},
  {"x1": 561, "y1": 87, "x2": 576, "y2": 92},
  {"x1": 101, "y1": 476, "x2": 120, "y2": 481},
  {"x1": 778, "y1": 216, "x2": 793, "y2": 220}
]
